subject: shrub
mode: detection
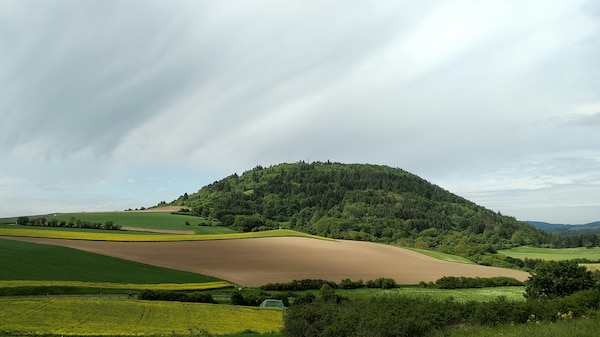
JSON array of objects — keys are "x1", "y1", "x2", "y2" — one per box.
[{"x1": 525, "y1": 260, "x2": 594, "y2": 299}]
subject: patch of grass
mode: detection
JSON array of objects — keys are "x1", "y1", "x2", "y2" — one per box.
[
  {"x1": 581, "y1": 263, "x2": 600, "y2": 271},
  {"x1": 405, "y1": 247, "x2": 475, "y2": 264},
  {"x1": 0, "y1": 228, "x2": 332, "y2": 242},
  {"x1": 336, "y1": 286, "x2": 526, "y2": 302},
  {"x1": 260, "y1": 286, "x2": 526, "y2": 303},
  {"x1": 440, "y1": 315, "x2": 600, "y2": 337},
  {"x1": 499, "y1": 246, "x2": 600, "y2": 261},
  {"x1": 0, "y1": 298, "x2": 283, "y2": 336},
  {"x1": 0, "y1": 238, "x2": 221, "y2": 283}
]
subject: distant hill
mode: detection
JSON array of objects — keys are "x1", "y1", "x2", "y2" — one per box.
[
  {"x1": 167, "y1": 162, "x2": 556, "y2": 260},
  {"x1": 527, "y1": 221, "x2": 600, "y2": 236}
]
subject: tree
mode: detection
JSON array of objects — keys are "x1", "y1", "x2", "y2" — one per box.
[
  {"x1": 525, "y1": 260, "x2": 594, "y2": 299},
  {"x1": 16, "y1": 216, "x2": 29, "y2": 226},
  {"x1": 319, "y1": 284, "x2": 336, "y2": 301}
]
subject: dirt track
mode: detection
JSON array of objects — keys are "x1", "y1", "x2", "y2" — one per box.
[{"x1": 5, "y1": 236, "x2": 530, "y2": 287}]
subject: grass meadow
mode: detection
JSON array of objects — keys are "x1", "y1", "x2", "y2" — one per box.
[
  {"x1": 499, "y1": 246, "x2": 600, "y2": 261},
  {"x1": 0, "y1": 298, "x2": 283, "y2": 336}
]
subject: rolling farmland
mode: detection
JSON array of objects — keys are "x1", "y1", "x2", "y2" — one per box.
[{"x1": 5, "y1": 236, "x2": 530, "y2": 287}]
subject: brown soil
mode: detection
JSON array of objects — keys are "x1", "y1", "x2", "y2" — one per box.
[{"x1": 4, "y1": 236, "x2": 530, "y2": 287}]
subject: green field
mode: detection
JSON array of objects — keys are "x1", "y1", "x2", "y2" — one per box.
[
  {"x1": 25, "y1": 211, "x2": 236, "y2": 234},
  {"x1": 406, "y1": 247, "x2": 475, "y2": 264},
  {"x1": 499, "y1": 246, "x2": 600, "y2": 261},
  {"x1": 0, "y1": 238, "x2": 220, "y2": 284},
  {"x1": 279, "y1": 286, "x2": 526, "y2": 303},
  {"x1": 0, "y1": 298, "x2": 283, "y2": 336}
]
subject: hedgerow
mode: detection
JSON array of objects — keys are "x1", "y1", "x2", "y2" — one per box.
[{"x1": 283, "y1": 289, "x2": 600, "y2": 337}]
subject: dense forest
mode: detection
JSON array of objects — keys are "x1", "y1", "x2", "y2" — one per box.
[{"x1": 167, "y1": 162, "x2": 596, "y2": 266}]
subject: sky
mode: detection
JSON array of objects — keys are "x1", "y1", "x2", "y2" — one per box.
[{"x1": 1, "y1": 0, "x2": 599, "y2": 224}]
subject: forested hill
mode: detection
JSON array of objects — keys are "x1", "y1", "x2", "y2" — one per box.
[{"x1": 167, "y1": 162, "x2": 558, "y2": 257}]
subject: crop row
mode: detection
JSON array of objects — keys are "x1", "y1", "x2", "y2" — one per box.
[
  {"x1": 0, "y1": 298, "x2": 283, "y2": 335},
  {"x1": 0, "y1": 228, "x2": 330, "y2": 242},
  {"x1": 0, "y1": 280, "x2": 232, "y2": 291}
]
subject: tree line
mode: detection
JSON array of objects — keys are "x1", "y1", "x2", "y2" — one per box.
[{"x1": 16, "y1": 216, "x2": 122, "y2": 230}]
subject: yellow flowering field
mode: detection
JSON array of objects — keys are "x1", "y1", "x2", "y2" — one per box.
[
  {"x1": 0, "y1": 228, "x2": 330, "y2": 242},
  {"x1": 0, "y1": 280, "x2": 232, "y2": 291},
  {"x1": 0, "y1": 298, "x2": 283, "y2": 335}
]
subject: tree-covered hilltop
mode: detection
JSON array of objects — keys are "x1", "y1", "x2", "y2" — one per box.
[{"x1": 168, "y1": 162, "x2": 565, "y2": 260}]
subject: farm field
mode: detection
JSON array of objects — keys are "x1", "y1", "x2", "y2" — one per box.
[
  {"x1": 0, "y1": 238, "x2": 221, "y2": 284},
  {"x1": 0, "y1": 298, "x2": 283, "y2": 336},
  {"x1": 4, "y1": 236, "x2": 530, "y2": 287},
  {"x1": 499, "y1": 246, "x2": 600, "y2": 261},
  {"x1": 7, "y1": 211, "x2": 235, "y2": 234},
  {"x1": 0, "y1": 228, "x2": 325, "y2": 242}
]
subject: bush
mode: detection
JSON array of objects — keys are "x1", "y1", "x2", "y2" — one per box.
[
  {"x1": 525, "y1": 260, "x2": 594, "y2": 299},
  {"x1": 435, "y1": 276, "x2": 523, "y2": 289},
  {"x1": 138, "y1": 290, "x2": 215, "y2": 304}
]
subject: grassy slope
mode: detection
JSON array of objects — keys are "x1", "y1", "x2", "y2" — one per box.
[
  {"x1": 0, "y1": 298, "x2": 283, "y2": 336},
  {"x1": 0, "y1": 238, "x2": 221, "y2": 284},
  {"x1": 499, "y1": 246, "x2": 600, "y2": 261},
  {"x1": 405, "y1": 247, "x2": 475, "y2": 264}
]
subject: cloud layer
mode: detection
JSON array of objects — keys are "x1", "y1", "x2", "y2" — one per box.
[{"x1": 1, "y1": 0, "x2": 599, "y2": 223}]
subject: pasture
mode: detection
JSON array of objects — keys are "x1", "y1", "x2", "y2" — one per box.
[
  {"x1": 0, "y1": 298, "x2": 283, "y2": 336},
  {"x1": 499, "y1": 246, "x2": 600, "y2": 261}
]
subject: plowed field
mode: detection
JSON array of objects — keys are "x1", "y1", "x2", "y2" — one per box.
[{"x1": 5, "y1": 237, "x2": 529, "y2": 287}]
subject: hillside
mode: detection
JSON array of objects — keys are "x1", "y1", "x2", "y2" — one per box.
[
  {"x1": 527, "y1": 221, "x2": 600, "y2": 247},
  {"x1": 167, "y1": 162, "x2": 555, "y2": 260}
]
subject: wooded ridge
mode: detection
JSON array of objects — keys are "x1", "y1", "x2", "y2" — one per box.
[{"x1": 166, "y1": 161, "x2": 594, "y2": 266}]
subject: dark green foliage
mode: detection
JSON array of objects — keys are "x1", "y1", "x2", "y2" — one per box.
[
  {"x1": 365, "y1": 277, "x2": 398, "y2": 289},
  {"x1": 283, "y1": 289, "x2": 600, "y2": 337},
  {"x1": 260, "y1": 278, "x2": 398, "y2": 291},
  {"x1": 525, "y1": 260, "x2": 595, "y2": 299},
  {"x1": 138, "y1": 290, "x2": 216, "y2": 304},
  {"x1": 229, "y1": 291, "x2": 290, "y2": 307},
  {"x1": 261, "y1": 279, "x2": 338, "y2": 291},
  {"x1": 16, "y1": 216, "x2": 29, "y2": 225},
  {"x1": 172, "y1": 162, "x2": 562, "y2": 259},
  {"x1": 338, "y1": 278, "x2": 364, "y2": 289},
  {"x1": 24, "y1": 216, "x2": 122, "y2": 230},
  {"x1": 434, "y1": 276, "x2": 523, "y2": 289}
]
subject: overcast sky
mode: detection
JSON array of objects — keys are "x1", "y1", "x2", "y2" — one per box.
[{"x1": 1, "y1": 0, "x2": 599, "y2": 224}]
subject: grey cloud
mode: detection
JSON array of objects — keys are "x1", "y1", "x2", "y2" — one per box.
[{"x1": 1, "y1": 1, "x2": 599, "y2": 222}]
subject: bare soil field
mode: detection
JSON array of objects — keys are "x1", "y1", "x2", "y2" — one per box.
[{"x1": 4, "y1": 236, "x2": 530, "y2": 287}]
